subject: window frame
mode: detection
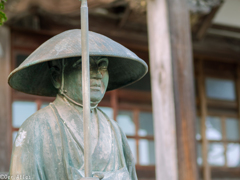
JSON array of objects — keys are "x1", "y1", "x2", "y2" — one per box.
[
  {"x1": 195, "y1": 58, "x2": 240, "y2": 179},
  {"x1": 100, "y1": 89, "x2": 155, "y2": 166}
]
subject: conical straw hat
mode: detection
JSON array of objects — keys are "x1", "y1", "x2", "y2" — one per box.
[{"x1": 8, "y1": 29, "x2": 148, "y2": 96}]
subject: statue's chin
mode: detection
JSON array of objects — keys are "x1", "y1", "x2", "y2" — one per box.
[{"x1": 90, "y1": 94, "x2": 104, "y2": 106}]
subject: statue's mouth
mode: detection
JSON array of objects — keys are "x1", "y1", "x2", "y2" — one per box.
[
  {"x1": 90, "y1": 84, "x2": 101, "y2": 90},
  {"x1": 90, "y1": 79, "x2": 104, "y2": 92},
  {"x1": 90, "y1": 80, "x2": 101, "y2": 88},
  {"x1": 90, "y1": 84, "x2": 101, "y2": 87}
]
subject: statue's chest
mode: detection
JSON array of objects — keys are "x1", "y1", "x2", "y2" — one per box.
[
  {"x1": 91, "y1": 112, "x2": 123, "y2": 171},
  {"x1": 57, "y1": 107, "x2": 124, "y2": 172}
]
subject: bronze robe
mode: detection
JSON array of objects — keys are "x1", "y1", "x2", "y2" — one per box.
[{"x1": 10, "y1": 96, "x2": 137, "y2": 180}]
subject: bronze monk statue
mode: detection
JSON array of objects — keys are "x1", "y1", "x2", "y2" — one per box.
[{"x1": 8, "y1": 30, "x2": 148, "y2": 180}]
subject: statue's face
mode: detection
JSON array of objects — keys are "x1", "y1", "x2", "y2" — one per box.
[{"x1": 64, "y1": 57, "x2": 109, "y2": 107}]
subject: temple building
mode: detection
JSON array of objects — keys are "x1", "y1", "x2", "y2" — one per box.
[{"x1": 0, "y1": 0, "x2": 240, "y2": 180}]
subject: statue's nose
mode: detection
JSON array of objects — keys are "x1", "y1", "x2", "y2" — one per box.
[{"x1": 90, "y1": 69, "x2": 102, "y2": 79}]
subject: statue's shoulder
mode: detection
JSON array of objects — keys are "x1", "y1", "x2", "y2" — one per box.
[
  {"x1": 97, "y1": 108, "x2": 117, "y2": 124},
  {"x1": 18, "y1": 105, "x2": 56, "y2": 135},
  {"x1": 22, "y1": 105, "x2": 54, "y2": 125},
  {"x1": 97, "y1": 108, "x2": 125, "y2": 136},
  {"x1": 13, "y1": 105, "x2": 58, "y2": 148}
]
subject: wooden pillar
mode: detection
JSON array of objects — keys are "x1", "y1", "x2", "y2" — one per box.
[
  {"x1": 147, "y1": 0, "x2": 199, "y2": 180},
  {"x1": 167, "y1": 0, "x2": 199, "y2": 180},
  {"x1": 0, "y1": 26, "x2": 11, "y2": 172},
  {"x1": 147, "y1": 0, "x2": 178, "y2": 179}
]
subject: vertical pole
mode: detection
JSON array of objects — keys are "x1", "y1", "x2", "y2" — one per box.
[
  {"x1": 198, "y1": 60, "x2": 210, "y2": 180},
  {"x1": 236, "y1": 64, "x2": 240, "y2": 160},
  {"x1": 148, "y1": 0, "x2": 199, "y2": 179},
  {"x1": 147, "y1": 0, "x2": 178, "y2": 179},
  {"x1": 81, "y1": 0, "x2": 92, "y2": 178},
  {"x1": 167, "y1": 0, "x2": 199, "y2": 180},
  {"x1": 0, "y1": 26, "x2": 11, "y2": 172},
  {"x1": 221, "y1": 116, "x2": 227, "y2": 167},
  {"x1": 236, "y1": 65, "x2": 240, "y2": 176}
]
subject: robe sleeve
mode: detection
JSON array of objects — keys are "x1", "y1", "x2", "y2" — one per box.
[
  {"x1": 9, "y1": 118, "x2": 44, "y2": 180},
  {"x1": 9, "y1": 107, "x2": 68, "y2": 180},
  {"x1": 118, "y1": 125, "x2": 138, "y2": 180}
]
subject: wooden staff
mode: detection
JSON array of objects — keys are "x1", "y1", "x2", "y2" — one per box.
[{"x1": 81, "y1": 0, "x2": 92, "y2": 178}]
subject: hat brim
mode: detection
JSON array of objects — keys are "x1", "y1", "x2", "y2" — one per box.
[
  {"x1": 8, "y1": 29, "x2": 148, "y2": 96},
  {"x1": 8, "y1": 55, "x2": 148, "y2": 97}
]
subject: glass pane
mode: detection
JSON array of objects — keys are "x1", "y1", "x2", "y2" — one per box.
[
  {"x1": 227, "y1": 143, "x2": 240, "y2": 167},
  {"x1": 12, "y1": 131, "x2": 18, "y2": 144},
  {"x1": 41, "y1": 102, "x2": 49, "y2": 109},
  {"x1": 139, "y1": 140, "x2": 155, "y2": 165},
  {"x1": 138, "y1": 112, "x2": 154, "y2": 136},
  {"x1": 197, "y1": 143, "x2": 202, "y2": 165},
  {"x1": 208, "y1": 143, "x2": 225, "y2": 166},
  {"x1": 117, "y1": 110, "x2": 135, "y2": 135},
  {"x1": 226, "y1": 118, "x2": 239, "y2": 141},
  {"x1": 205, "y1": 78, "x2": 236, "y2": 101},
  {"x1": 98, "y1": 107, "x2": 113, "y2": 119},
  {"x1": 206, "y1": 116, "x2": 222, "y2": 140},
  {"x1": 127, "y1": 139, "x2": 137, "y2": 164},
  {"x1": 12, "y1": 101, "x2": 37, "y2": 128},
  {"x1": 196, "y1": 116, "x2": 201, "y2": 140}
]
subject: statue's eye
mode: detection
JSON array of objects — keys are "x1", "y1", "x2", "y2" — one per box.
[
  {"x1": 98, "y1": 60, "x2": 108, "y2": 70},
  {"x1": 73, "y1": 59, "x2": 82, "y2": 69}
]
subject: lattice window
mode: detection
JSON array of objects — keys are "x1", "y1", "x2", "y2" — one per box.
[{"x1": 195, "y1": 59, "x2": 240, "y2": 179}]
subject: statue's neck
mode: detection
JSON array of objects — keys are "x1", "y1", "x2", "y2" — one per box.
[{"x1": 58, "y1": 94, "x2": 97, "y2": 114}]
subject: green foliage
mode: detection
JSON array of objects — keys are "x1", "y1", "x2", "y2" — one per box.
[
  {"x1": 0, "y1": 3, "x2": 4, "y2": 10},
  {"x1": 0, "y1": 0, "x2": 7, "y2": 26}
]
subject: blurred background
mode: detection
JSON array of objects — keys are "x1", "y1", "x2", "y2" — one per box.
[{"x1": 0, "y1": 0, "x2": 239, "y2": 180}]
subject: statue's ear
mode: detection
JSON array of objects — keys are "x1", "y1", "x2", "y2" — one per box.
[{"x1": 48, "y1": 61, "x2": 61, "y2": 89}]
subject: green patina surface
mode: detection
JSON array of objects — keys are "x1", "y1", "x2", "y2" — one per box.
[{"x1": 8, "y1": 29, "x2": 148, "y2": 180}]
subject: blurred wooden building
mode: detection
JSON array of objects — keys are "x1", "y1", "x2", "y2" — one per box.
[{"x1": 0, "y1": 0, "x2": 240, "y2": 180}]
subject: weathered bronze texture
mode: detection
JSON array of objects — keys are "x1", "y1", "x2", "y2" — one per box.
[
  {"x1": 10, "y1": 95, "x2": 138, "y2": 180},
  {"x1": 9, "y1": 30, "x2": 147, "y2": 180}
]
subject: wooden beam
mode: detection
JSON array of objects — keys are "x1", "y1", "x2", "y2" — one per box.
[
  {"x1": 147, "y1": 0, "x2": 178, "y2": 179},
  {"x1": 212, "y1": 24, "x2": 240, "y2": 34},
  {"x1": 9, "y1": 15, "x2": 149, "y2": 53},
  {"x1": 0, "y1": 26, "x2": 11, "y2": 172},
  {"x1": 118, "y1": 4, "x2": 131, "y2": 28},
  {"x1": 136, "y1": 165, "x2": 156, "y2": 179},
  {"x1": 167, "y1": 0, "x2": 199, "y2": 180},
  {"x1": 196, "y1": 6, "x2": 221, "y2": 40},
  {"x1": 199, "y1": 167, "x2": 240, "y2": 179}
]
